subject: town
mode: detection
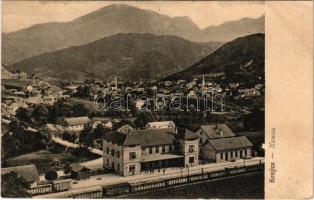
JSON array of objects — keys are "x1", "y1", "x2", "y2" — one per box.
[{"x1": 1, "y1": 65, "x2": 265, "y2": 198}]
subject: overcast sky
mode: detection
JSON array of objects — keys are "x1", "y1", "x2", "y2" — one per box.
[{"x1": 3, "y1": 1, "x2": 265, "y2": 33}]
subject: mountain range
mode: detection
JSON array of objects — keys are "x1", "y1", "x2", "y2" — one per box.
[
  {"x1": 3, "y1": 4, "x2": 264, "y2": 65},
  {"x1": 9, "y1": 33, "x2": 221, "y2": 80},
  {"x1": 167, "y1": 33, "x2": 265, "y2": 83}
]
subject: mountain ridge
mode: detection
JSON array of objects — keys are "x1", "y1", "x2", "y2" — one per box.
[
  {"x1": 3, "y1": 4, "x2": 264, "y2": 65},
  {"x1": 9, "y1": 33, "x2": 222, "y2": 81},
  {"x1": 166, "y1": 33, "x2": 265, "y2": 83}
]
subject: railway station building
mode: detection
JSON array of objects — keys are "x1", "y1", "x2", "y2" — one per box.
[{"x1": 103, "y1": 127, "x2": 199, "y2": 176}]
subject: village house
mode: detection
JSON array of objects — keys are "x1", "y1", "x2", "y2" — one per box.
[
  {"x1": 55, "y1": 116, "x2": 91, "y2": 132},
  {"x1": 92, "y1": 117, "x2": 113, "y2": 129},
  {"x1": 1, "y1": 66, "x2": 13, "y2": 79},
  {"x1": 70, "y1": 164, "x2": 91, "y2": 180},
  {"x1": 2, "y1": 79, "x2": 33, "y2": 93},
  {"x1": 102, "y1": 127, "x2": 199, "y2": 176},
  {"x1": 203, "y1": 136, "x2": 253, "y2": 162},
  {"x1": 195, "y1": 124, "x2": 253, "y2": 162},
  {"x1": 42, "y1": 97, "x2": 57, "y2": 105},
  {"x1": 117, "y1": 124, "x2": 134, "y2": 134},
  {"x1": 145, "y1": 121, "x2": 175, "y2": 129}
]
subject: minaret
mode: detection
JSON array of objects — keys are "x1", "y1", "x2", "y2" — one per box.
[{"x1": 114, "y1": 75, "x2": 117, "y2": 90}]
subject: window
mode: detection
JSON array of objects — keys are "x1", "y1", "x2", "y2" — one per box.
[
  {"x1": 220, "y1": 153, "x2": 223, "y2": 159},
  {"x1": 155, "y1": 146, "x2": 159, "y2": 153},
  {"x1": 240, "y1": 151, "x2": 243, "y2": 158},
  {"x1": 129, "y1": 152, "x2": 136, "y2": 159},
  {"x1": 116, "y1": 151, "x2": 120, "y2": 158},
  {"x1": 111, "y1": 149, "x2": 114, "y2": 156},
  {"x1": 162, "y1": 146, "x2": 165, "y2": 153},
  {"x1": 200, "y1": 131, "x2": 203, "y2": 135},
  {"x1": 129, "y1": 165, "x2": 135, "y2": 172},
  {"x1": 149, "y1": 147, "x2": 153, "y2": 154},
  {"x1": 106, "y1": 159, "x2": 109, "y2": 167},
  {"x1": 231, "y1": 151, "x2": 234, "y2": 157},
  {"x1": 106, "y1": 147, "x2": 109, "y2": 154},
  {"x1": 235, "y1": 151, "x2": 238, "y2": 157},
  {"x1": 118, "y1": 164, "x2": 120, "y2": 171},
  {"x1": 189, "y1": 145, "x2": 195, "y2": 153},
  {"x1": 244, "y1": 150, "x2": 247, "y2": 156},
  {"x1": 111, "y1": 161, "x2": 114, "y2": 169},
  {"x1": 169, "y1": 145, "x2": 172, "y2": 152},
  {"x1": 189, "y1": 156, "x2": 194, "y2": 164}
]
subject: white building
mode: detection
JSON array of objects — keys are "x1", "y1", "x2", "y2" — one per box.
[
  {"x1": 145, "y1": 121, "x2": 176, "y2": 129},
  {"x1": 56, "y1": 116, "x2": 91, "y2": 132}
]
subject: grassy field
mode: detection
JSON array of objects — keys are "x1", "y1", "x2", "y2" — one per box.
[
  {"x1": 6, "y1": 146, "x2": 100, "y2": 174},
  {"x1": 123, "y1": 172, "x2": 264, "y2": 199}
]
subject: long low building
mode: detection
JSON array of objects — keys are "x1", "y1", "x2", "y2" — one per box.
[{"x1": 203, "y1": 136, "x2": 253, "y2": 162}]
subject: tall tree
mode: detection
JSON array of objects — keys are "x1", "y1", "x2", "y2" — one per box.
[
  {"x1": 32, "y1": 104, "x2": 49, "y2": 127},
  {"x1": 1, "y1": 172, "x2": 30, "y2": 198}
]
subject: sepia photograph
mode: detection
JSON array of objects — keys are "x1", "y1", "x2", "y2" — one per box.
[{"x1": 2, "y1": 0, "x2": 268, "y2": 198}]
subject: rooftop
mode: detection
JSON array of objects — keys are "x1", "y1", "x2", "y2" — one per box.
[
  {"x1": 199, "y1": 124, "x2": 235, "y2": 139},
  {"x1": 62, "y1": 116, "x2": 91, "y2": 126},
  {"x1": 176, "y1": 128, "x2": 199, "y2": 140},
  {"x1": 208, "y1": 136, "x2": 253, "y2": 151},
  {"x1": 104, "y1": 128, "x2": 176, "y2": 147}
]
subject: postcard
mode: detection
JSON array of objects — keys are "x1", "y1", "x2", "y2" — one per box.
[{"x1": 1, "y1": 1, "x2": 312, "y2": 199}]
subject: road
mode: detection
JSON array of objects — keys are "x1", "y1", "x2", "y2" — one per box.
[
  {"x1": 35, "y1": 157, "x2": 264, "y2": 198},
  {"x1": 51, "y1": 136, "x2": 103, "y2": 156}
]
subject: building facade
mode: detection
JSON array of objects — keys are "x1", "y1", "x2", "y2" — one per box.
[
  {"x1": 103, "y1": 128, "x2": 199, "y2": 176},
  {"x1": 195, "y1": 124, "x2": 253, "y2": 163}
]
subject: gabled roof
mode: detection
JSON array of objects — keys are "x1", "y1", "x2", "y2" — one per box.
[
  {"x1": 63, "y1": 116, "x2": 91, "y2": 126},
  {"x1": 208, "y1": 136, "x2": 253, "y2": 151},
  {"x1": 104, "y1": 128, "x2": 176, "y2": 147},
  {"x1": 125, "y1": 128, "x2": 176, "y2": 147},
  {"x1": 104, "y1": 131, "x2": 127, "y2": 145},
  {"x1": 199, "y1": 124, "x2": 235, "y2": 139},
  {"x1": 176, "y1": 128, "x2": 199, "y2": 140},
  {"x1": 145, "y1": 121, "x2": 175, "y2": 129},
  {"x1": 1, "y1": 164, "x2": 39, "y2": 182},
  {"x1": 71, "y1": 164, "x2": 90, "y2": 173}
]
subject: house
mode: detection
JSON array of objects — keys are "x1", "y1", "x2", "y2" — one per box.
[
  {"x1": 1, "y1": 66, "x2": 13, "y2": 79},
  {"x1": 102, "y1": 127, "x2": 199, "y2": 176},
  {"x1": 145, "y1": 121, "x2": 175, "y2": 129},
  {"x1": 1, "y1": 164, "x2": 39, "y2": 187},
  {"x1": 2, "y1": 79, "x2": 33, "y2": 93},
  {"x1": 92, "y1": 118, "x2": 113, "y2": 129},
  {"x1": 42, "y1": 97, "x2": 57, "y2": 105},
  {"x1": 195, "y1": 124, "x2": 253, "y2": 162},
  {"x1": 196, "y1": 124, "x2": 235, "y2": 145},
  {"x1": 117, "y1": 124, "x2": 134, "y2": 134},
  {"x1": 203, "y1": 136, "x2": 253, "y2": 162},
  {"x1": 70, "y1": 164, "x2": 91, "y2": 180},
  {"x1": 19, "y1": 72, "x2": 28, "y2": 79},
  {"x1": 56, "y1": 116, "x2": 91, "y2": 132}
]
